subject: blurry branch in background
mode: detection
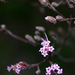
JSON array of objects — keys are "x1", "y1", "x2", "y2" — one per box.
[
  {"x1": 55, "y1": 53, "x2": 75, "y2": 63},
  {"x1": 56, "y1": 14, "x2": 72, "y2": 54},
  {"x1": 51, "y1": 51, "x2": 75, "y2": 63},
  {"x1": 49, "y1": 30, "x2": 75, "y2": 48},
  {"x1": 0, "y1": 25, "x2": 37, "y2": 47},
  {"x1": 57, "y1": 17, "x2": 75, "y2": 22}
]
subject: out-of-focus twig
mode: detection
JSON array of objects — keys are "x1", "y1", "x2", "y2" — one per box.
[
  {"x1": 55, "y1": 53, "x2": 75, "y2": 63},
  {"x1": 0, "y1": 28, "x2": 37, "y2": 47},
  {"x1": 57, "y1": 17, "x2": 75, "y2": 22},
  {"x1": 57, "y1": 15, "x2": 72, "y2": 54}
]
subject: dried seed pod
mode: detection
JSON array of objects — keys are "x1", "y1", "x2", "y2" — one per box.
[{"x1": 45, "y1": 16, "x2": 57, "y2": 24}]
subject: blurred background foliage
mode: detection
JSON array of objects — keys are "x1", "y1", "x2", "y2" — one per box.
[{"x1": 0, "y1": 0, "x2": 75, "y2": 75}]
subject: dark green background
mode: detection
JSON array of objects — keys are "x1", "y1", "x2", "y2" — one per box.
[{"x1": 0, "y1": 0, "x2": 75, "y2": 75}]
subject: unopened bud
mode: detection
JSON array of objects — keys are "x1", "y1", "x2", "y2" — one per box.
[
  {"x1": 39, "y1": 0, "x2": 49, "y2": 7},
  {"x1": 36, "y1": 26, "x2": 45, "y2": 32},
  {"x1": 25, "y1": 34, "x2": 36, "y2": 43},
  {"x1": 34, "y1": 35, "x2": 41, "y2": 41},
  {"x1": 35, "y1": 68, "x2": 41, "y2": 75},
  {"x1": 74, "y1": 21, "x2": 75, "y2": 24},
  {"x1": 35, "y1": 31, "x2": 40, "y2": 35},
  {"x1": 69, "y1": 4, "x2": 74, "y2": 8},
  {"x1": 56, "y1": 15, "x2": 63, "y2": 21},
  {"x1": 45, "y1": 16, "x2": 57, "y2": 24},
  {"x1": 1, "y1": 24, "x2": 6, "y2": 29},
  {"x1": 51, "y1": 2, "x2": 59, "y2": 7},
  {"x1": 70, "y1": 0, "x2": 75, "y2": 4}
]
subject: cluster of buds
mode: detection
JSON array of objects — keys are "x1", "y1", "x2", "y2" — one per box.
[
  {"x1": 7, "y1": 61, "x2": 27, "y2": 74},
  {"x1": 46, "y1": 63, "x2": 63, "y2": 75},
  {"x1": 39, "y1": 33, "x2": 54, "y2": 57},
  {"x1": 45, "y1": 15, "x2": 63, "y2": 24}
]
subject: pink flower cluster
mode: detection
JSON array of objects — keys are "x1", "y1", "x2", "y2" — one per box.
[
  {"x1": 46, "y1": 64, "x2": 63, "y2": 75},
  {"x1": 7, "y1": 61, "x2": 27, "y2": 74},
  {"x1": 39, "y1": 39, "x2": 54, "y2": 57}
]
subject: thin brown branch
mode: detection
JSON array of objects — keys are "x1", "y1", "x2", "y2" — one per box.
[
  {"x1": 57, "y1": 15, "x2": 72, "y2": 54},
  {"x1": 0, "y1": 28, "x2": 37, "y2": 47},
  {"x1": 58, "y1": 17, "x2": 75, "y2": 22},
  {"x1": 27, "y1": 54, "x2": 51, "y2": 68},
  {"x1": 55, "y1": 53, "x2": 75, "y2": 63},
  {"x1": 46, "y1": 1, "x2": 70, "y2": 24},
  {"x1": 28, "y1": 59, "x2": 47, "y2": 68}
]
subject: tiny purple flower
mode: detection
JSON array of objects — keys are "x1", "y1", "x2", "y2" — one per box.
[
  {"x1": 42, "y1": 51, "x2": 48, "y2": 57},
  {"x1": 41, "y1": 40, "x2": 51, "y2": 46},
  {"x1": 7, "y1": 65, "x2": 14, "y2": 72},
  {"x1": 57, "y1": 69, "x2": 63, "y2": 74},
  {"x1": 46, "y1": 64, "x2": 63, "y2": 75},
  {"x1": 7, "y1": 61, "x2": 27, "y2": 74},
  {"x1": 49, "y1": 46, "x2": 54, "y2": 52}
]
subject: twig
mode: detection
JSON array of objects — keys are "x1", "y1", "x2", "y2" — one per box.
[
  {"x1": 57, "y1": 15, "x2": 72, "y2": 54},
  {"x1": 58, "y1": 17, "x2": 75, "y2": 22},
  {"x1": 28, "y1": 57, "x2": 49, "y2": 68},
  {"x1": 48, "y1": 2, "x2": 64, "y2": 17},
  {"x1": 55, "y1": 53, "x2": 75, "y2": 63},
  {"x1": 27, "y1": 54, "x2": 51, "y2": 68},
  {"x1": 0, "y1": 28, "x2": 37, "y2": 47}
]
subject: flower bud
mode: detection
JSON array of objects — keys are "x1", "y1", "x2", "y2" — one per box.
[
  {"x1": 25, "y1": 34, "x2": 36, "y2": 43},
  {"x1": 39, "y1": 0, "x2": 49, "y2": 7},
  {"x1": 56, "y1": 15, "x2": 63, "y2": 21},
  {"x1": 36, "y1": 68, "x2": 41, "y2": 75},
  {"x1": 1, "y1": 24, "x2": 6, "y2": 29},
  {"x1": 45, "y1": 16, "x2": 57, "y2": 24},
  {"x1": 34, "y1": 35, "x2": 41, "y2": 41},
  {"x1": 70, "y1": 0, "x2": 75, "y2": 4},
  {"x1": 35, "y1": 31, "x2": 40, "y2": 35},
  {"x1": 74, "y1": 21, "x2": 75, "y2": 24},
  {"x1": 69, "y1": 4, "x2": 74, "y2": 8},
  {"x1": 51, "y1": 2, "x2": 59, "y2": 7},
  {"x1": 36, "y1": 26, "x2": 45, "y2": 32}
]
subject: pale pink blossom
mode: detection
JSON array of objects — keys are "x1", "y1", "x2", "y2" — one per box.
[
  {"x1": 57, "y1": 69, "x2": 63, "y2": 74},
  {"x1": 39, "y1": 39, "x2": 54, "y2": 57},
  {"x1": 41, "y1": 40, "x2": 51, "y2": 46},
  {"x1": 7, "y1": 65, "x2": 14, "y2": 72},
  {"x1": 7, "y1": 61, "x2": 27, "y2": 74},
  {"x1": 49, "y1": 46, "x2": 54, "y2": 52},
  {"x1": 46, "y1": 64, "x2": 63, "y2": 75}
]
